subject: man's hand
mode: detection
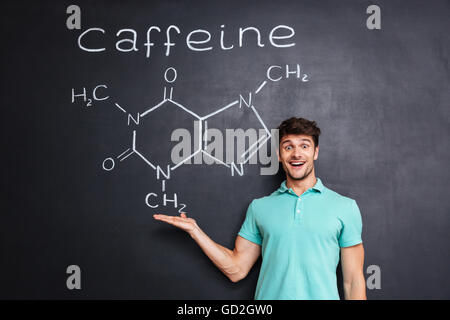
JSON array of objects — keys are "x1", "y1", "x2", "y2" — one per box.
[
  {"x1": 153, "y1": 212, "x2": 198, "y2": 236},
  {"x1": 153, "y1": 211, "x2": 261, "y2": 283}
]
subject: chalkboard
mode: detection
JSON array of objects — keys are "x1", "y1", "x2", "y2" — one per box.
[{"x1": 2, "y1": 0, "x2": 449, "y2": 299}]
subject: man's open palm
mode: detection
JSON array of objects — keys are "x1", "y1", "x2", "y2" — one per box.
[{"x1": 153, "y1": 213, "x2": 198, "y2": 234}]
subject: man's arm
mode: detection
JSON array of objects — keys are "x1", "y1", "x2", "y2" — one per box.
[
  {"x1": 153, "y1": 212, "x2": 261, "y2": 283},
  {"x1": 340, "y1": 243, "x2": 367, "y2": 300}
]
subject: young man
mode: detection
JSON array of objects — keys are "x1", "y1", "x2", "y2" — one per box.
[{"x1": 153, "y1": 117, "x2": 366, "y2": 300}]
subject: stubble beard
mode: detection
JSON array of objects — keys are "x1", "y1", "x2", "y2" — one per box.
[{"x1": 284, "y1": 162, "x2": 314, "y2": 181}]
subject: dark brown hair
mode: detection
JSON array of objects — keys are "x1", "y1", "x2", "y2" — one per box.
[{"x1": 277, "y1": 117, "x2": 321, "y2": 147}]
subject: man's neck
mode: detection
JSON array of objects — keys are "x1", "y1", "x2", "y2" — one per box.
[{"x1": 286, "y1": 173, "x2": 318, "y2": 197}]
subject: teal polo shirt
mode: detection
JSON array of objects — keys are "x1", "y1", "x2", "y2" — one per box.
[{"x1": 238, "y1": 178, "x2": 363, "y2": 300}]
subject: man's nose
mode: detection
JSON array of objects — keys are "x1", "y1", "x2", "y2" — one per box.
[{"x1": 293, "y1": 147, "x2": 303, "y2": 158}]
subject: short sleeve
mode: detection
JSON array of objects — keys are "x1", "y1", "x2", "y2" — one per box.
[
  {"x1": 238, "y1": 201, "x2": 262, "y2": 246},
  {"x1": 338, "y1": 200, "x2": 363, "y2": 248}
]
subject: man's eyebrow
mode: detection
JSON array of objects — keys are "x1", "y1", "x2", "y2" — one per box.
[{"x1": 281, "y1": 138, "x2": 312, "y2": 145}]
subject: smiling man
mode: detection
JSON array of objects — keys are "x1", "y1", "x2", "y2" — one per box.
[{"x1": 153, "y1": 117, "x2": 366, "y2": 300}]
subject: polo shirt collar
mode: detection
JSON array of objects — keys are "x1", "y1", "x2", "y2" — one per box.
[{"x1": 278, "y1": 178, "x2": 325, "y2": 194}]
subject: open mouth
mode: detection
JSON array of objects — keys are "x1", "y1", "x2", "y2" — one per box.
[{"x1": 289, "y1": 160, "x2": 305, "y2": 169}]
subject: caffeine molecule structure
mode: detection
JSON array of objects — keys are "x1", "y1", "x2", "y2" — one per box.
[{"x1": 72, "y1": 64, "x2": 308, "y2": 211}]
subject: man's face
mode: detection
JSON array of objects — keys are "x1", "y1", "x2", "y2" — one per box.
[{"x1": 278, "y1": 134, "x2": 319, "y2": 181}]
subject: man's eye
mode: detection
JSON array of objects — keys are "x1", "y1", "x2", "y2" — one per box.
[
  {"x1": 302, "y1": 145, "x2": 309, "y2": 149},
  {"x1": 285, "y1": 146, "x2": 292, "y2": 150}
]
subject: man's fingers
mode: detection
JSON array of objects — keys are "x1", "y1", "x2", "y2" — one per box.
[
  {"x1": 153, "y1": 214, "x2": 177, "y2": 224},
  {"x1": 153, "y1": 213, "x2": 195, "y2": 233},
  {"x1": 154, "y1": 213, "x2": 187, "y2": 221},
  {"x1": 153, "y1": 214, "x2": 168, "y2": 220},
  {"x1": 153, "y1": 214, "x2": 186, "y2": 227}
]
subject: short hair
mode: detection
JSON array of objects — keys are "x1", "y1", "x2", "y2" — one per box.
[{"x1": 277, "y1": 117, "x2": 321, "y2": 147}]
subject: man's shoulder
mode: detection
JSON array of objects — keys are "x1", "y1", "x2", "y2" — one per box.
[
  {"x1": 250, "y1": 194, "x2": 275, "y2": 206},
  {"x1": 323, "y1": 184, "x2": 357, "y2": 207},
  {"x1": 249, "y1": 189, "x2": 283, "y2": 209}
]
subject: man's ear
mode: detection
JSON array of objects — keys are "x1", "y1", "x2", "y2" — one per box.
[
  {"x1": 276, "y1": 148, "x2": 281, "y2": 162},
  {"x1": 314, "y1": 145, "x2": 319, "y2": 160}
]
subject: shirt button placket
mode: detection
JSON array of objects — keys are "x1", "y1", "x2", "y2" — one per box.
[{"x1": 294, "y1": 196, "x2": 302, "y2": 223}]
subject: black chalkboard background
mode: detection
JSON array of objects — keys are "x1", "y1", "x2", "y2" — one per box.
[{"x1": 1, "y1": 0, "x2": 449, "y2": 299}]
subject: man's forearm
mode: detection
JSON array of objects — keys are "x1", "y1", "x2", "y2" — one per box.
[
  {"x1": 189, "y1": 226, "x2": 242, "y2": 282},
  {"x1": 343, "y1": 276, "x2": 367, "y2": 300}
]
